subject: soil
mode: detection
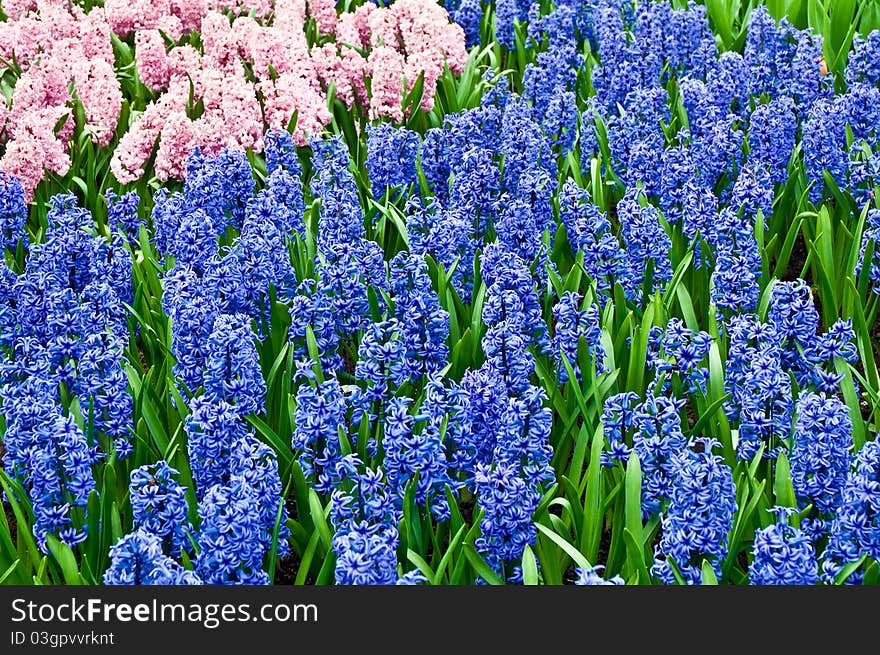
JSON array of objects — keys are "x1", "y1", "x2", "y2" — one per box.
[
  {"x1": 737, "y1": 549, "x2": 749, "y2": 575},
  {"x1": 274, "y1": 495, "x2": 306, "y2": 585},
  {"x1": 684, "y1": 399, "x2": 697, "y2": 431},
  {"x1": 3, "y1": 500, "x2": 16, "y2": 547},
  {"x1": 459, "y1": 495, "x2": 475, "y2": 527},
  {"x1": 871, "y1": 319, "x2": 880, "y2": 368},
  {"x1": 0, "y1": 441, "x2": 15, "y2": 547},
  {"x1": 340, "y1": 340, "x2": 357, "y2": 377},
  {"x1": 274, "y1": 551, "x2": 304, "y2": 585},
  {"x1": 597, "y1": 528, "x2": 612, "y2": 568}
]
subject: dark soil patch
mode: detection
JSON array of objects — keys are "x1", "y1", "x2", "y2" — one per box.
[
  {"x1": 737, "y1": 549, "x2": 750, "y2": 575},
  {"x1": 684, "y1": 399, "x2": 697, "y2": 431},
  {"x1": 0, "y1": 441, "x2": 16, "y2": 546},
  {"x1": 3, "y1": 500, "x2": 16, "y2": 547},
  {"x1": 274, "y1": 495, "x2": 307, "y2": 584},
  {"x1": 274, "y1": 551, "x2": 304, "y2": 585},
  {"x1": 597, "y1": 528, "x2": 612, "y2": 568},
  {"x1": 870, "y1": 318, "x2": 880, "y2": 375},
  {"x1": 340, "y1": 340, "x2": 357, "y2": 377},
  {"x1": 459, "y1": 495, "x2": 475, "y2": 526}
]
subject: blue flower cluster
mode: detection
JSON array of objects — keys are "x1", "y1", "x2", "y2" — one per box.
[
  {"x1": 573, "y1": 563, "x2": 625, "y2": 586},
  {"x1": 196, "y1": 476, "x2": 272, "y2": 585},
  {"x1": 381, "y1": 378, "x2": 455, "y2": 520},
  {"x1": 790, "y1": 392, "x2": 853, "y2": 523},
  {"x1": 292, "y1": 377, "x2": 351, "y2": 494},
  {"x1": 552, "y1": 291, "x2": 606, "y2": 383},
  {"x1": 822, "y1": 441, "x2": 880, "y2": 583},
  {"x1": 389, "y1": 252, "x2": 450, "y2": 379},
  {"x1": 722, "y1": 283, "x2": 857, "y2": 464},
  {"x1": 104, "y1": 529, "x2": 202, "y2": 585},
  {"x1": 329, "y1": 456, "x2": 419, "y2": 585},
  {"x1": 366, "y1": 123, "x2": 420, "y2": 198},
  {"x1": 0, "y1": 171, "x2": 28, "y2": 251},
  {"x1": 600, "y1": 391, "x2": 687, "y2": 518},
  {"x1": 646, "y1": 318, "x2": 712, "y2": 395},
  {"x1": 0, "y1": 189, "x2": 135, "y2": 552},
  {"x1": 652, "y1": 438, "x2": 736, "y2": 585},
  {"x1": 749, "y1": 507, "x2": 819, "y2": 585},
  {"x1": 129, "y1": 461, "x2": 193, "y2": 553}
]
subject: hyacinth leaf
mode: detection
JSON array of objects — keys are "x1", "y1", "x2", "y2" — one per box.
[
  {"x1": 522, "y1": 545, "x2": 539, "y2": 585},
  {"x1": 673, "y1": 282, "x2": 699, "y2": 334},
  {"x1": 449, "y1": 513, "x2": 486, "y2": 584},
  {"x1": 536, "y1": 522, "x2": 592, "y2": 574},
  {"x1": 624, "y1": 452, "x2": 644, "y2": 546},
  {"x1": 835, "y1": 358, "x2": 865, "y2": 449},
  {"x1": 625, "y1": 301, "x2": 657, "y2": 393},
  {"x1": 33, "y1": 556, "x2": 50, "y2": 585},
  {"x1": 246, "y1": 415, "x2": 294, "y2": 471},
  {"x1": 567, "y1": 424, "x2": 592, "y2": 490},
  {"x1": 45, "y1": 536, "x2": 83, "y2": 586},
  {"x1": 834, "y1": 554, "x2": 867, "y2": 585},
  {"x1": 0, "y1": 559, "x2": 21, "y2": 585},
  {"x1": 433, "y1": 524, "x2": 466, "y2": 585},
  {"x1": 402, "y1": 474, "x2": 422, "y2": 554},
  {"x1": 846, "y1": 277, "x2": 880, "y2": 390},
  {"x1": 295, "y1": 530, "x2": 321, "y2": 586},
  {"x1": 83, "y1": 490, "x2": 101, "y2": 580},
  {"x1": 463, "y1": 543, "x2": 504, "y2": 585},
  {"x1": 315, "y1": 552, "x2": 335, "y2": 585},
  {"x1": 700, "y1": 560, "x2": 719, "y2": 585},
  {"x1": 689, "y1": 392, "x2": 732, "y2": 440},
  {"x1": 304, "y1": 326, "x2": 325, "y2": 384},
  {"x1": 664, "y1": 555, "x2": 688, "y2": 586},
  {"x1": 558, "y1": 476, "x2": 585, "y2": 537},
  {"x1": 0, "y1": 472, "x2": 40, "y2": 576},
  {"x1": 267, "y1": 480, "x2": 293, "y2": 584},
  {"x1": 663, "y1": 249, "x2": 694, "y2": 313},
  {"x1": 863, "y1": 560, "x2": 880, "y2": 586},
  {"x1": 308, "y1": 490, "x2": 332, "y2": 553},
  {"x1": 771, "y1": 214, "x2": 806, "y2": 280},
  {"x1": 827, "y1": 0, "x2": 860, "y2": 71},
  {"x1": 580, "y1": 428, "x2": 605, "y2": 560},
  {"x1": 773, "y1": 452, "x2": 797, "y2": 510},
  {"x1": 406, "y1": 550, "x2": 435, "y2": 581},
  {"x1": 0, "y1": 517, "x2": 26, "y2": 584},
  {"x1": 623, "y1": 528, "x2": 652, "y2": 586}
]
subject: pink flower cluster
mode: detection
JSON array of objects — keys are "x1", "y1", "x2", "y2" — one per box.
[
  {"x1": 113, "y1": 0, "x2": 468, "y2": 183},
  {"x1": 0, "y1": 1, "x2": 122, "y2": 200},
  {"x1": 0, "y1": 0, "x2": 467, "y2": 194}
]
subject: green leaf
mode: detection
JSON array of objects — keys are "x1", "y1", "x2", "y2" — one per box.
[
  {"x1": 522, "y1": 545, "x2": 539, "y2": 586},
  {"x1": 774, "y1": 451, "x2": 797, "y2": 509},
  {"x1": 580, "y1": 426, "x2": 604, "y2": 560},
  {"x1": 623, "y1": 528, "x2": 652, "y2": 585},
  {"x1": 308, "y1": 490, "x2": 332, "y2": 552},
  {"x1": 536, "y1": 522, "x2": 592, "y2": 572},
  {"x1": 463, "y1": 543, "x2": 504, "y2": 585},
  {"x1": 406, "y1": 550, "x2": 435, "y2": 581},
  {"x1": 700, "y1": 560, "x2": 719, "y2": 585},
  {"x1": 624, "y1": 451, "x2": 644, "y2": 546},
  {"x1": 433, "y1": 524, "x2": 466, "y2": 585},
  {"x1": 45, "y1": 536, "x2": 82, "y2": 585},
  {"x1": 833, "y1": 554, "x2": 867, "y2": 585},
  {"x1": 0, "y1": 559, "x2": 21, "y2": 585}
]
